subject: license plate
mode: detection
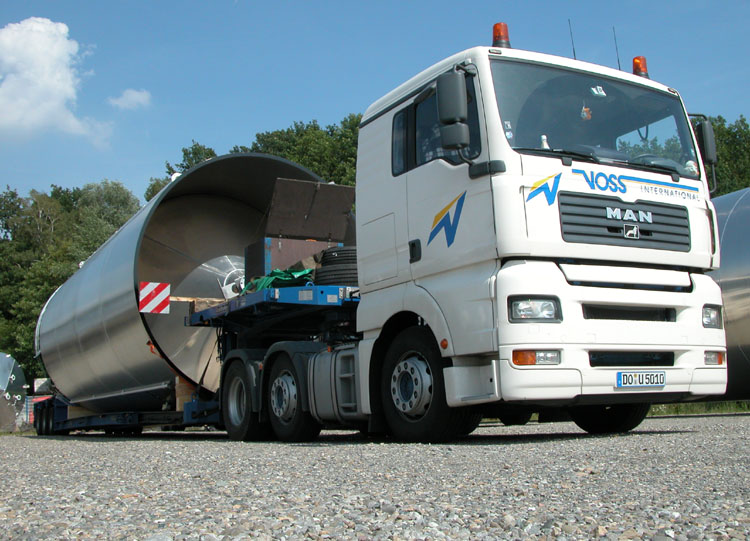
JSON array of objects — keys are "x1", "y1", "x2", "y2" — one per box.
[{"x1": 616, "y1": 371, "x2": 666, "y2": 388}]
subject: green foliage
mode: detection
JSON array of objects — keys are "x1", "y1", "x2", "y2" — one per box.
[
  {"x1": 146, "y1": 140, "x2": 219, "y2": 201},
  {"x1": 650, "y1": 401, "x2": 750, "y2": 416},
  {"x1": 166, "y1": 140, "x2": 218, "y2": 177},
  {"x1": 706, "y1": 115, "x2": 750, "y2": 196},
  {"x1": 0, "y1": 181, "x2": 140, "y2": 379},
  {"x1": 232, "y1": 113, "x2": 361, "y2": 186},
  {"x1": 144, "y1": 177, "x2": 170, "y2": 202}
]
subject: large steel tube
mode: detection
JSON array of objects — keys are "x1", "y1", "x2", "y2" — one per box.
[
  {"x1": 35, "y1": 154, "x2": 327, "y2": 412},
  {"x1": 712, "y1": 188, "x2": 750, "y2": 400}
]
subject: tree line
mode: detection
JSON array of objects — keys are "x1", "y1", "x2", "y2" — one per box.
[{"x1": 0, "y1": 113, "x2": 748, "y2": 380}]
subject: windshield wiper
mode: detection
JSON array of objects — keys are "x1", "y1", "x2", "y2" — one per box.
[
  {"x1": 513, "y1": 147, "x2": 599, "y2": 164},
  {"x1": 625, "y1": 156, "x2": 683, "y2": 180}
]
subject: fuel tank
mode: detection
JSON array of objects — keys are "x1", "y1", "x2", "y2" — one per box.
[
  {"x1": 35, "y1": 154, "x2": 354, "y2": 412},
  {"x1": 711, "y1": 187, "x2": 750, "y2": 400}
]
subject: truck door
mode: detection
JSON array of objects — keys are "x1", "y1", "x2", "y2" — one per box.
[
  {"x1": 402, "y1": 70, "x2": 499, "y2": 355},
  {"x1": 405, "y1": 71, "x2": 496, "y2": 279}
]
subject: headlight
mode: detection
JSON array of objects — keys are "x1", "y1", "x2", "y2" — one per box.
[
  {"x1": 702, "y1": 305, "x2": 723, "y2": 329},
  {"x1": 509, "y1": 297, "x2": 561, "y2": 322}
]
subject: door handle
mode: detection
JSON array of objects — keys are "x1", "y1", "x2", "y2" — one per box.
[{"x1": 409, "y1": 239, "x2": 421, "y2": 263}]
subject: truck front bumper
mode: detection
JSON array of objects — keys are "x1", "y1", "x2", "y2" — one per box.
[
  {"x1": 496, "y1": 260, "x2": 727, "y2": 403},
  {"x1": 443, "y1": 260, "x2": 727, "y2": 407}
]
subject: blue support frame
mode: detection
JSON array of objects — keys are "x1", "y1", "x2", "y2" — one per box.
[{"x1": 188, "y1": 285, "x2": 359, "y2": 327}]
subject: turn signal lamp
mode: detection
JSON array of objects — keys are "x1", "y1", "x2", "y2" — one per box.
[
  {"x1": 633, "y1": 56, "x2": 649, "y2": 78},
  {"x1": 492, "y1": 22, "x2": 511, "y2": 48},
  {"x1": 512, "y1": 350, "x2": 561, "y2": 366}
]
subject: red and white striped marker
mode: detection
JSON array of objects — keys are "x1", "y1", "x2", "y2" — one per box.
[{"x1": 139, "y1": 282, "x2": 171, "y2": 314}]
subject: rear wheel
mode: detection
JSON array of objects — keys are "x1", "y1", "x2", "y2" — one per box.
[
  {"x1": 498, "y1": 408, "x2": 533, "y2": 427},
  {"x1": 454, "y1": 409, "x2": 483, "y2": 436},
  {"x1": 381, "y1": 326, "x2": 475, "y2": 443},
  {"x1": 267, "y1": 354, "x2": 321, "y2": 442},
  {"x1": 569, "y1": 403, "x2": 651, "y2": 434},
  {"x1": 222, "y1": 360, "x2": 265, "y2": 441}
]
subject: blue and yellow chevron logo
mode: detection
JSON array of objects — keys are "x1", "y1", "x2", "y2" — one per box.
[
  {"x1": 428, "y1": 191, "x2": 466, "y2": 247},
  {"x1": 526, "y1": 173, "x2": 562, "y2": 205}
]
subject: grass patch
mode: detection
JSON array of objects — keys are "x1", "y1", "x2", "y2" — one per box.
[{"x1": 650, "y1": 400, "x2": 750, "y2": 416}]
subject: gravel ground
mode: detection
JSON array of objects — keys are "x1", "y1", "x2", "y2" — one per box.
[{"x1": 1, "y1": 415, "x2": 748, "y2": 540}]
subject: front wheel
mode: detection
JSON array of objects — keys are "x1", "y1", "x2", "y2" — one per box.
[
  {"x1": 381, "y1": 326, "x2": 475, "y2": 443},
  {"x1": 569, "y1": 403, "x2": 651, "y2": 434},
  {"x1": 267, "y1": 354, "x2": 321, "y2": 442}
]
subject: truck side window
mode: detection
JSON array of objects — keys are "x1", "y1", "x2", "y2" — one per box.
[
  {"x1": 415, "y1": 75, "x2": 480, "y2": 167},
  {"x1": 392, "y1": 109, "x2": 407, "y2": 176}
]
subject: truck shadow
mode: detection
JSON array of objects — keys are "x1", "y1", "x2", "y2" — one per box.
[{"x1": 25, "y1": 425, "x2": 694, "y2": 445}]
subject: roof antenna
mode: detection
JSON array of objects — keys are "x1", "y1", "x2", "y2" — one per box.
[
  {"x1": 613, "y1": 26, "x2": 622, "y2": 70},
  {"x1": 568, "y1": 19, "x2": 577, "y2": 60}
]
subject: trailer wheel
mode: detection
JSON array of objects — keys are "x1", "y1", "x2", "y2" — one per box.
[
  {"x1": 381, "y1": 326, "x2": 472, "y2": 442},
  {"x1": 222, "y1": 361, "x2": 264, "y2": 441},
  {"x1": 569, "y1": 403, "x2": 651, "y2": 434},
  {"x1": 42, "y1": 402, "x2": 54, "y2": 436},
  {"x1": 36, "y1": 403, "x2": 47, "y2": 435},
  {"x1": 267, "y1": 354, "x2": 321, "y2": 442}
]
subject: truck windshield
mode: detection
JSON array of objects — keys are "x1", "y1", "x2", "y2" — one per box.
[{"x1": 490, "y1": 59, "x2": 700, "y2": 179}]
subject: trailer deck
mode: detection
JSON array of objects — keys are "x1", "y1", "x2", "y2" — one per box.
[{"x1": 187, "y1": 285, "x2": 360, "y2": 339}]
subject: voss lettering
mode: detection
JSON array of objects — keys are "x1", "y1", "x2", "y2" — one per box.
[{"x1": 573, "y1": 169, "x2": 627, "y2": 194}]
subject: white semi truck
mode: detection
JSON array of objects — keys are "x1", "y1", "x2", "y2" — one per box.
[{"x1": 34, "y1": 23, "x2": 726, "y2": 442}]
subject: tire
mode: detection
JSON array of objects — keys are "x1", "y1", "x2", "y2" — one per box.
[
  {"x1": 320, "y1": 246, "x2": 357, "y2": 266},
  {"x1": 36, "y1": 403, "x2": 48, "y2": 435},
  {"x1": 222, "y1": 360, "x2": 265, "y2": 441},
  {"x1": 569, "y1": 403, "x2": 651, "y2": 434},
  {"x1": 267, "y1": 354, "x2": 321, "y2": 442},
  {"x1": 43, "y1": 402, "x2": 54, "y2": 436},
  {"x1": 381, "y1": 326, "x2": 476, "y2": 443},
  {"x1": 498, "y1": 408, "x2": 533, "y2": 427},
  {"x1": 454, "y1": 408, "x2": 483, "y2": 436},
  {"x1": 314, "y1": 263, "x2": 358, "y2": 286}
]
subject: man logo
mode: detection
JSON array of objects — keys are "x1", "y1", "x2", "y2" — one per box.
[
  {"x1": 606, "y1": 206, "x2": 653, "y2": 223},
  {"x1": 624, "y1": 224, "x2": 640, "y2": 239}
]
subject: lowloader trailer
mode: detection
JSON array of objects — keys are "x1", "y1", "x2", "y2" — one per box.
[{"x1": 35, "y1": 23, "x2": 726, "y2": 442}]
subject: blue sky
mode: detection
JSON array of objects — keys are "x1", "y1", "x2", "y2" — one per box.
[{"x1": 1, "y1": 1, "x2": 748, "y2": 201}]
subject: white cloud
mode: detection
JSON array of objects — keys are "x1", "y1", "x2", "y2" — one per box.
[
  {"x1": 0, "y1": 17, "x2": 110, "y2": 145},
  {"x1": 108, "y1": 88, "x2": 152, "y2": 110}
]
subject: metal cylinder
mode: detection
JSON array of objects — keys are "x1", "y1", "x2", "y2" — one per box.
[
  {"x1": 711, "y1": 188, "x2": 750, "y2": 400},
  {"x1": 35, "y1": 154, "x2": 326, "y2": 412}
]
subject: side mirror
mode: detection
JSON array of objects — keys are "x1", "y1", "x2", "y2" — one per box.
[
  {"x1": 437, "y1": 71, "x2": 470, "y2": 150},
  {"x1": 696, "y1": 120, "x2": 717, "y2": 165}
]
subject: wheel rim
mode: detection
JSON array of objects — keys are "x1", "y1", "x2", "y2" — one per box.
[
  {"x1": 270, "y1": 370, "x2": 297, "y2": 424},
  {"x1": 390, "y1": 352, "x2": 432, "y2": 420},
  {"x1": 227, "y1": 377, "x2": 246, "y2": 427}
]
